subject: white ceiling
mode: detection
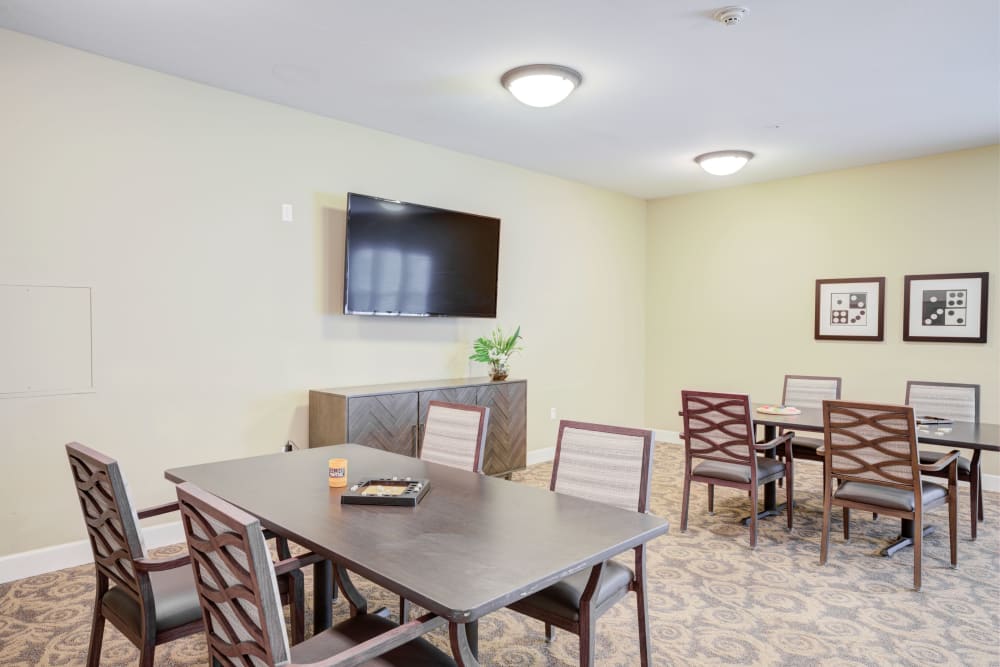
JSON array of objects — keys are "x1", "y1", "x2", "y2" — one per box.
[{"x1": 2, "y1": 1, "x2": 997, "y2": 199}]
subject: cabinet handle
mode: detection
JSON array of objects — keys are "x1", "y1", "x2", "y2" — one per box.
[{"x1": 412, "y1": 424, "x2": 419, "y2": 458}]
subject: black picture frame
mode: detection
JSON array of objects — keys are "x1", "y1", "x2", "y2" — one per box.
[{"x1": 903, "y1": 272, "x2": 989, "y2": 343}]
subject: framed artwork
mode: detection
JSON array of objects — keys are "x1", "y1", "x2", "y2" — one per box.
[
  {"x1": 903, "y1": 272, "x2": 989, "y2": 343},
  {"x1": 814, "y1": 277, "x2": 885, "y2": 341}
]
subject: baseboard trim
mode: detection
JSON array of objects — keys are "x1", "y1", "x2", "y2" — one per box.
[
  {"x1": 526, "y1": 446, "x2": 556, "y2": 466},
  {"x1": 0, "y1": 521, "x2": 184, "y2": 584}
]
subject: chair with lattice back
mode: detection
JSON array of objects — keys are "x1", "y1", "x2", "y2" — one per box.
[
  {"x1": 175, "y1": 482, "x2": 455, "y2": 667},
  {"x1": 66, "y1": 442, "x2": 307, "y2": 667},
  {"x1": 820, "y1": 401, "x2": 959, "y2": 591},
  {"x1": 906, "y1": 381, "x2": 984, "y2": 538},
  {"x1": 506, "y1": 420, "x2": 656, "y2": 667},
  {"x1": 66, "y1": 442, "x2": 205, "y2": 667},
  {"x1": 679, "y1": 390, "x2": 795, "y2": 549},
  {"x1": 419, "y1": 400, "x2": 490, "y2": 473}
]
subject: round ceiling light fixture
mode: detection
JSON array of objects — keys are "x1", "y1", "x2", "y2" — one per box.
[
  {"x1": 501, "y1": 64, "x2": 582, "y2": 108},
  {"x1": 694, "y1": 150, "x2": 755, "y2": 176}
]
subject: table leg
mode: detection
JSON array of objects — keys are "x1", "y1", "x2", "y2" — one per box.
[
  {"x1": 449, "y1": 621, "x2": 481, "y2": 667},
  {"x1": 741, "y1": 424, "x2": 785, "y2": 525},
  {"x1": 881, "y1": 520, "x2": 935, "y2": 557},
  {"x1": 466, "y1": 621, "x2": 478, "y2": 659},
  {"x1": 313, "y1": 559, "x2": 333, "y2": 634}
]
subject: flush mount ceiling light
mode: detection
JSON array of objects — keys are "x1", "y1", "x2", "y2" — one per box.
[
  {"x1": 501, "y1": 64, "x2": 582, "y2": 108},
  {"x1": 694, "y1": 150, "x2": 755, "y2": 176}
]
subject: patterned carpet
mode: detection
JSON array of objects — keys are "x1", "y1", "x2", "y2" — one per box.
[{"x1": 2, "y1": 443, "x2": 998, "y2": 666}]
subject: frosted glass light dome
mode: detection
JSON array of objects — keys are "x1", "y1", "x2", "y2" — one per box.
[
  {"x1": 694, "y1": 150, "x2": 755, "y2": 176},
  {"x1": 501, "y1": 65, "x2": 582, "y2": 108}
]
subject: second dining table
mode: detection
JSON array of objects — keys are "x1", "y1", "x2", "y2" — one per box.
[{"x1": 166, "y1": 443, "x2": 669, "y2": 666}]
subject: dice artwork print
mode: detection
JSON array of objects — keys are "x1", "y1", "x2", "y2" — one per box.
[
  {"x1": 921, "y1": 289, "x2": 966, "y2": 326},
  {"x1": 830, "y1": 292, "x2": 868, "y2": 326}
]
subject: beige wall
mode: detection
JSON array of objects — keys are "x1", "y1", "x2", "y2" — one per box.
[
  {"x1": 645, "y1": 145, "x2": 1000, "y2": 473},
  {"x1": 0, "y1": 31, "x2": 647, "y2": 555}
]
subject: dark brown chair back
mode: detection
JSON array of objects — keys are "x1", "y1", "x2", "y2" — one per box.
[
  {"x1": 680, "y1": 390, "x2": 755, "y2": 467},
  {"x1": 550, "y1": 420, "x2": 654, "y2": 513},
  {"x1": 65, "y1": 442, "x2": 147, "y2": 597},
  {"x1": 176, "y1": 483, "x2": 290, "y2": 666},
  {"x1": 823, "y1": 401, "x2": 920, "y2": 489}
]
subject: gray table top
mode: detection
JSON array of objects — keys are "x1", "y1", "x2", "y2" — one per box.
[
  {"x1": 166, "y1": 444, "x2": 669, "y2": 623},
  {"x1": 751, "y1": 403, "x2": 999, "y2": 452}
]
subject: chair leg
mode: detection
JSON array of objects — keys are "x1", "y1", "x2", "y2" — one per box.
[
  {"x1": 970, "y1": 472, "x2": 980, "y2": 540},
  {"x1": 950, "y1": 479, "x2": 959, "y2": 569},
  {"x1": 578, "y1": 613, "x2": 596, "y2": 667},
  {"x1": 842, "y1": 508, "x2": 850, "y2": 541},
  {"x1": 748, "y1": 486, "x2": 758, "y2": 549},
  {"x1": 820, "y1": 500, "x2": 831, "y2": 565},
  {"x1": 681, "y1": 475, "x2": 691, "y2": 532},
  {"x1": 86, "y1": 577, "x2": 107, "y2": 667},
  {"x1": 913, "y1": 511, "x2": 923, "y2": 592},
  {"x1": 707, "y1": 484, "x2": 714, "y2": 515},
  {"x1": 785, "y1": 467, "x2": 794, "y2": 531},
  {"x1": 544, "y1": 622, "x2": 554, "y2": 642},
  {"x1": 978, "y1": 471, "x2": 984, "y2": 521},
  {"x1": 139, "y1": 640, "x2": 155, "y2": 667},
  {"x1": 290, "y1": 571, "x2": 305, "y2": 644}
]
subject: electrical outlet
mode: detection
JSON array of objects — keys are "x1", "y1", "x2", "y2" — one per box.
[
  {"x1": 550, "y1": 407, "x2": 557, "y2": 420},
  {"x1": 281, "y1": 203, "x2": 294, "y2": 222}
]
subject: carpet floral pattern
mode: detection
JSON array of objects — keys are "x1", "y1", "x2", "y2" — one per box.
[{"x1": 1, "y1": 443, "x2": 998, "y2": 665}]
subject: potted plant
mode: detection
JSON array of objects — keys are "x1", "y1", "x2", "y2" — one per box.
[{"x1": 470, "y1": 326, "x2": 523, "y2": 381}]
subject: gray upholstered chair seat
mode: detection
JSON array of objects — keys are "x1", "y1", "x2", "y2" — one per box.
[
  {"x1": 514, "y1": 560, "x2": 634, "y2": 622},
  {"x1": 834, "y1": 480, "x2": 947, "y2": 512},
  {"x1": 693, "y1": 457, "x2": 785, "y2": 483},
  {"x1": 919, "y1": 450, "x2": 971, "y2": 474},
  {"x1": 290, "y1": 613, "x2": 454, "y2": 666},
  {"x1": 103, "y1": 566, "x2": 201, "y2": 635}
]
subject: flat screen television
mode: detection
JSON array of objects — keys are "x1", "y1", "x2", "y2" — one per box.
[{"x1": 343, "y1": 193, "x2": 501, "y2": 317}]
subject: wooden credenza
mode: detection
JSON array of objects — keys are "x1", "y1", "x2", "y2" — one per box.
[{"x1": 309, "y1": 377, "x2": 527, "y2": 477}]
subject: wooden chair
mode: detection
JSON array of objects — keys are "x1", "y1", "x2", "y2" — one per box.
[
  {"x1": 175, "y1": 482, "x2": 455, "y2": 666},
  {"x1": 419, "y1": 400, "x2": 489, "y2": 473},
  {"x1": 906, "y1": 381, "x2": 983, "y2": 538},
  {"x1": 66, "y1": 443, "x2": 306, "y2": 667},
  {"x1": 679, "y1": 390, "x2": 794, "y2": 548},
  {"x1": 506, "y1": 420, "x2": 656, "y2": 667},
  {"x1": 819, "y1": 401, "x2": 959, "y2": 591},
  {"x1": 781, "y1": 374, "x2": 842, "y2": 463}
]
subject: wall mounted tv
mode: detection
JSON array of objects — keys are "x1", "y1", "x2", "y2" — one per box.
[{"x1": 343, "y1": 193, "x2": 501, "y2": 317}]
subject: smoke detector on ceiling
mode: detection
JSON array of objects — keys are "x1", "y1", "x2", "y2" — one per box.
[{"x1": 714, "y1": 6, "x2": 750, "y2": 25}]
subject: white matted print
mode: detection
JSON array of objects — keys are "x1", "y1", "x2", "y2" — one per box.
[
  {"x1": 904, "y1": 272, "x2": 988, "y2": 343},
  {"x1": 815, "y1": 277, "x2": 885, "y2": 340}
]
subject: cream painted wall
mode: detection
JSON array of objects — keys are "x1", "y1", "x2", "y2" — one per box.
[
  {"x1": 645, "y1": 146, "x2": 1000, "y2": 473},
  {"x1": 0, "y1": 31, "x2": 647, "y2": 555}
]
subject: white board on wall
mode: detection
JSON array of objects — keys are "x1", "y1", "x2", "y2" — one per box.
[{"x1": 0, "y1": 284, "x2": 94, "y2": 398}]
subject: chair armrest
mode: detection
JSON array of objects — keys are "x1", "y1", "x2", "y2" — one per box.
[
  {"x1": 918, "y1": 450, "x2": 961, "y2": 473},
  {"x1": 753, "y1": 431, "x2": 794, "y2": 451},
  {"x1": 303, "y1": 613, "x2": 448, "y2": 667},
  {"x1": 134, "y1": 553, "x2": 191, "y2": 572},
  {"x1": 273, "y1": 552, "x2": 325, "y2": 577},
  {"x1": 136, "y1": 501, "x2": 179, "y2": 519}
]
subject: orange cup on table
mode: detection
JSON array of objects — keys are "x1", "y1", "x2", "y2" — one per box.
[{"x1": 328, "y1": 458, "x2": 348, "y2": 488}]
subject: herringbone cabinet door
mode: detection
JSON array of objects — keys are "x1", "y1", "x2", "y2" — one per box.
[
  {"x1": 477, "y1": 382, "x2": 527, "y2": 475},
  {"x1": 347, "y1": 393, "x2": 418, "y2": 456},
  {"x1": 418, "y1": 387, "x2": 479, "y2": 425}
]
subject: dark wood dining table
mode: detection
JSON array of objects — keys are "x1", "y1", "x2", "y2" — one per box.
[
  {"x1": 751, "y1": 403, "x2": 999, "y2": 554},
  {"x1": 166, "y1": 444, "x2": 669, "y2": 666}
]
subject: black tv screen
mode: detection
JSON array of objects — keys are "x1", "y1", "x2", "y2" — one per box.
[{"x1": 344, "y1": 193, "x2": 501, "y2": 317}]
